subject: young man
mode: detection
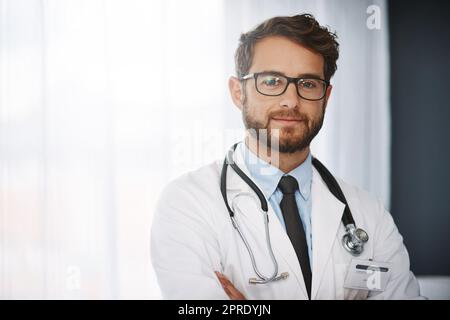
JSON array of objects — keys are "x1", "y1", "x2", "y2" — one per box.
[{"x1": 151, "y1": 14, "x2": 422, "y2": 300}]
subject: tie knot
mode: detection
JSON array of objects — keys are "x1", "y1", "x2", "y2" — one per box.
[{"x1": 278, "y1": 175, "x2": 299, "y2": 195}]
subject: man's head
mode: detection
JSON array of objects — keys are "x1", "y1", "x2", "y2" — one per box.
[{"x1": 229, "y1": 14, "x2": 339, "y2": 154}]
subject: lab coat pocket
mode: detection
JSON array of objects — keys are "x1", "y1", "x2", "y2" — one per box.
[
  {"x1": 334, "y1": 262, "x2": 370, "y2": 300},
  {"x1": 334, "y1": 263, "x2": 348, "y2": 300}
]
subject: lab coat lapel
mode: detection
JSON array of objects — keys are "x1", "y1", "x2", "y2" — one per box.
[
  {"x1": 310, "y1": 168, "x2": 345, "y2": 299},
  {"x1": 224, "y1": 147, "x2": 309, "y2": 299}
]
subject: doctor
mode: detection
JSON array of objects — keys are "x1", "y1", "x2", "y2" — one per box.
[{"x1": 151, "y1": 14, "x2": 422, "y2": 300}]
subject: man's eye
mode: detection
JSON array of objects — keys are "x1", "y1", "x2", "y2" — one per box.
[
  {"x1": 262, "y1": 77, "x2": 280, "y2": 86},
  {"x1": 300, "y1": 80, "x2": 317, "y2": 89}
]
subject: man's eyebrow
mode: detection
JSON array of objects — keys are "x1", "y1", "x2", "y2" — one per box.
[
  {"x1": 296, "y1": 73, "x2": 323, "y2": 79},
  {"x1": 259, "y1": 70, "x2": 285, "y2": 76},
  {"x1": 260, "y1": 70, "x2": 323, "y2": 79}
]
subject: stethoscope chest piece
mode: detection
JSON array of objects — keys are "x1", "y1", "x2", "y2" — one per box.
[{"x1": 342, "y1": 224, "x2": 369, "y2": 256}]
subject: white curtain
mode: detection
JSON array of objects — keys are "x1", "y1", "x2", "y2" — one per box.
[{"x1": 0, "y1": 0, "x2": 389, "y2": 299}]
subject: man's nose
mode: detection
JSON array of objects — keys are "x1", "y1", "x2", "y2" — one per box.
[{"x1": 279, "y1": 82, "x2": 299, "y2": 109}]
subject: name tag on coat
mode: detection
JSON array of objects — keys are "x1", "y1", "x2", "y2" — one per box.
[{"x1": 344, "y1": 259, "x2": 392, "y2": 292}]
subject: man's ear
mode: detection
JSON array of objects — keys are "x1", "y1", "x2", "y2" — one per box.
[{"x1": 228, "y1": 76, "x2": 244, "y2": 111}]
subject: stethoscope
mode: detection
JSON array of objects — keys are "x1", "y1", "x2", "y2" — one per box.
[{"x1": 220, "y1": 143, "x2": 369, "y2": 285}]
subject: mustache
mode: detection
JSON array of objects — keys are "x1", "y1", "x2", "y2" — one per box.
[{"x1": 268, "y1": 110, "x2": 307, "y2": 121}]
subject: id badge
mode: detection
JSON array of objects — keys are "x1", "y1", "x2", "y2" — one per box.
[{"x1": 343, "y1": 259, "x2": 392, "y2": 292}]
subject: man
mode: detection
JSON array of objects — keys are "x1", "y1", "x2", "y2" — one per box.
[{"x1": 151, "y1": 14, "x2": 422, "y2": 299}]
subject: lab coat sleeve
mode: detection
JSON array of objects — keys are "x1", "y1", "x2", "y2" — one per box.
[
  {"x1": 150, "y1": 179, "x2": 229, "y2": 299},
  {"x1": 367, "y1": 203, "x2": 425, "y2": 299}
]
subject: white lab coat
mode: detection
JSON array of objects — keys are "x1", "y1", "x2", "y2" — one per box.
[{"x1": 151, "y1": 145, "x2": 422, "y2": 300}]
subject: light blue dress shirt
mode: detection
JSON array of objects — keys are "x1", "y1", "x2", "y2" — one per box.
[{"x1": 238, "y1": 142, "x2": 313, "y2": 267}]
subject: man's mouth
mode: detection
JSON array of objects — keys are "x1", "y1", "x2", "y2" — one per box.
[{"x1": 271, "y1": 117, "x2": 304, "y2": 125}]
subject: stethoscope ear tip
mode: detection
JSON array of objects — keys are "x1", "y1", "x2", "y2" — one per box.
[
  {"x1": 280, "y1": 272, "x2": 289, "y2": 280},
  {"x1": 249, "y1": 272, "x2": 290, "y2": 284}
]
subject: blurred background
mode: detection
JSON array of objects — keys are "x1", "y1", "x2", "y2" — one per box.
[{"x1": 0, "y1": 0, "x2": 448, "y2": 299}]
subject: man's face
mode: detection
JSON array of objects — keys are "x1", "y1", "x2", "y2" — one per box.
[{"x1": 230, "y1": 36, "x2": 332, "y2": 153}]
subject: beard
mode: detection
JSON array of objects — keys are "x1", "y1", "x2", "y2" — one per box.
[{"x1": 242, "y1": 102, "x2": 326, "y2": 154}]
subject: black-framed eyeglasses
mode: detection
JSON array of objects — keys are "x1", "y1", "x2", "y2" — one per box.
[{"x1": 240, "y1": 72, "x2": 330, "y2": 101}]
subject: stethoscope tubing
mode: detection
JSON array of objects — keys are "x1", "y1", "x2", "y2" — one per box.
[{"x1": 220, "y1": 142, "x2": 368, "y2": 284}]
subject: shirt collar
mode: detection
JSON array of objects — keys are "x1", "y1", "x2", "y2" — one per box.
[{"x1": 237, "y1": 141, "x2": 312, "y2": 200}]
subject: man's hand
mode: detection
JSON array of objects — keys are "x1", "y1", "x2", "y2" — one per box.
[{"x1": 215, "y1": 271, "x2": 246, "y2": 300}]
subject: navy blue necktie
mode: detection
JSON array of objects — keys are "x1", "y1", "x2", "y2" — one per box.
[{"x1": 278, "y1": 175, "x2": 312, "y2": 299}]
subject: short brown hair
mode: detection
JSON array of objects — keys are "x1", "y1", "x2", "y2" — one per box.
[{"x1": 235, "y1": 14, "x2": 339, "y2": 82}]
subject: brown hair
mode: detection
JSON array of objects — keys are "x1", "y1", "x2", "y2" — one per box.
[{"x1": 235, "y1": 14, "x2": 339, "y2": 82}]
